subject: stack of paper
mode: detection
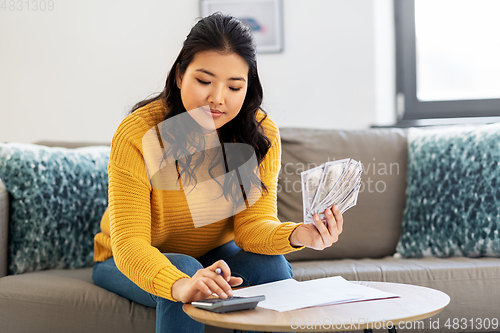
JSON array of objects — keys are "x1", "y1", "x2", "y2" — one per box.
[
  {"x1": 301, "y1": 158, "x2": 362, "y2": 224},
  {"x1": 232, "y1": 276, "x2": 399, "y2": 312}
]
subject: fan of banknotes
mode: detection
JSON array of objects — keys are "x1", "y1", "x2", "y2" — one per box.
[{"x1": 301, "y1": 158, "x2": 362, "y2": 225}]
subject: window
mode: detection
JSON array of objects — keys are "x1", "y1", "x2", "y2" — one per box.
[{"x1": 395, "y1": 0, "x2": 500, "y2": 125}]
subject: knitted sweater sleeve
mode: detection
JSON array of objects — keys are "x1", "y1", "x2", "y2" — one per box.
[
  {"x1": 233, "y1": 117, "x2": 304, "y2": 254},
  {"x1": 108, "y1": 114, "x2": 190, "y2": 302}
]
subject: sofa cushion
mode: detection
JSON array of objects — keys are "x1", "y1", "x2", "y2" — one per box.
[
  {"x1": 0, "y1": 180, "x2": 8, "y2": 277},
  {"x1": 397, "y1": 123, "x2": 500, "y2": 258},
  {"x1": 0, "y1": 143, "x2": 110, "y2": 274},
  {"x1": 0, "y1": 268, "x2": 156, "y2": 333},
  {"x1": 279, "y1": 128, "x2": 408, "y2": 261}
]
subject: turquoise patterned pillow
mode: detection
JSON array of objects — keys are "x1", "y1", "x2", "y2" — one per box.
[
  {"x1": 397, "y1": 123, "x2": 500, "y2": 258},
  {"x1": 0, "y1": 143, "x2": 110, "y2": 274}
]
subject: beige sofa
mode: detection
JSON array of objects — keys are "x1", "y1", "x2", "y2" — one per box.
[{"x1": 1, "y1": 127, "x2": 500, "y2": 333}]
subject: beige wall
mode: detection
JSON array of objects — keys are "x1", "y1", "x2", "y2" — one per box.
[{"x1": 0, "y1": 0, "x2": 395, "y2": 143}]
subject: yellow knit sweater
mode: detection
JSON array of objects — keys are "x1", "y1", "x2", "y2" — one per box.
[{"x1": 94, "y1": 100, "x2": 303, "y2": 301}]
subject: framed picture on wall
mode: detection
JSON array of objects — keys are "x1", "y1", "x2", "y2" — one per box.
[{"x1": 200, "y1": 0, "x2": 283, "y2": 53}]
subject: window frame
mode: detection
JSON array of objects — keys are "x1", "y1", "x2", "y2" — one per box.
[{"x1": 394, "y1": 0, "x2": 500, "y2": 123}]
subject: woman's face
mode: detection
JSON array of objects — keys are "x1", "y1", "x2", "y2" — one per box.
[{"x1": 176, "y1": 50, "x2": 249, "y2": 131}]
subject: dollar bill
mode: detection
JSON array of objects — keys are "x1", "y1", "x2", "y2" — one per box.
[
  {"x1": 301, "y1": 164, "x2": 325, "y2": 221},
  {"x1": 301, "y1": 158, "x2": 362, "y2": 225}
]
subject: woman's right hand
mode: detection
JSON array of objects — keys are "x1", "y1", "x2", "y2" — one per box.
[{"x1": 171, "y1": 259, "x2": 243, "y2": 303}]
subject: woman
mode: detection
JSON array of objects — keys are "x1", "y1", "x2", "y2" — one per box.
[{"x1": 92, "y1": 12, "x2": 343, "y2": 333}]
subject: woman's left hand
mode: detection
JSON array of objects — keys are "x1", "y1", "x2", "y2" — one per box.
[{"x1": 289, "y1": 205, "x2": 343, "y2": 250}]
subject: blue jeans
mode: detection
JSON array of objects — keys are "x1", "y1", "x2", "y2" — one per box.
[{"x1": 92, "y1": 240, "x2": 294, "y2": 333}]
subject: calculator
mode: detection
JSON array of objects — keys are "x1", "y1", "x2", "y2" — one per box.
[{"x1": 191, "y1": 295, "x2": 265, "y2": 313}]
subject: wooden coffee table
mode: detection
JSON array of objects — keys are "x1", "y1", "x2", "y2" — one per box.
[{"x1": 183, "y1": 281, "x2": 450, "y2": 332}]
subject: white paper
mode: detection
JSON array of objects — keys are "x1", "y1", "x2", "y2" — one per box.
[
  {"x1": 299, "y1": 276, "x2": 399, "y2": 305},
  {"x1": 232, "y1": 276, "x2": 399, "y2": 312}
]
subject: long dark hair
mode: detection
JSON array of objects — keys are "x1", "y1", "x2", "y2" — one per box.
[{"x1": 132, "y1": 12, "x2": 271, "y2": 203}]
